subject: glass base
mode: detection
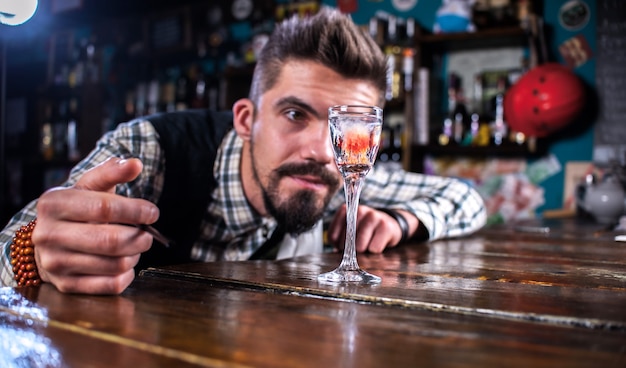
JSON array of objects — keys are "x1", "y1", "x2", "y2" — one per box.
[{"x1": 317, "y1": 268, "x2": 381, "y2": 284}]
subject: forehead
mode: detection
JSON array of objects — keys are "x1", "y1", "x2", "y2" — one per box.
[{"x1": 260, "y1": 59, "x2": 381, "y2": 112}]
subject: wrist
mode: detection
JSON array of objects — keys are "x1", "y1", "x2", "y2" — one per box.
[
  {"x1": 10, "y1": 219, "x2": 41, "y2": 287},
  {"x1": 377, "y1": 208, "x2": 409, "y2": 243}
]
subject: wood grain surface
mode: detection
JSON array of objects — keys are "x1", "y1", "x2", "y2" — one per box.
[{"x1": 1, "y1": 222, "x2": 625, "y2": 367}]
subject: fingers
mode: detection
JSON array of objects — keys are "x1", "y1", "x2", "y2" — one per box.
[
  {"x1": 34, "y1": 222, "x2": 154, "y2": 256},
  {"x1": 76, "y1": 157, "x2": 144, "y2": 193},
  {"x1": 38, "y1": 249, "x2": 141, "y2": 278},
  {"x1": 327, "y1": 205, "x2": 401, "y2": 253},
  {"x1": 328, "y1": 205, "x2": 347, "y2": 246},
  {"x1": 31, "y1": 156, "x2": 158, "y2": 295},
  {"x1": 33, "y1": 223, "x2": 152, "y2": 294},
  {"x1": 354, "y1": 210, "x2": 397, "y2": 253},
  {"x1": 45, "y1": 268, "x2": 137, "y2": 295},
  {"x1": 38, "y1": 156, "x2": 158, "y2": 225},
  {"x1": 37, "y1": 188, "x2": 159, "y2": 226}
]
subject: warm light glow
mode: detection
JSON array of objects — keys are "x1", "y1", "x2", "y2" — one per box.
[{"x1": 0, "y1": 0, "x2": 38, "y2": 26}]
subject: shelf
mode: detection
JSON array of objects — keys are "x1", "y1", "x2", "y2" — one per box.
[
  {"x1": 409, "y1": 141, "x2": 546, "y2": 173},
  {"x1": 405, "y1": 24, "x2": 538, "y2": 173},
  {"x1": 416, "y1": 26, "x2": 528, "y2": 52},
  {"x1": 411, "y1": 140, "x2": 546, "y2": 158}
]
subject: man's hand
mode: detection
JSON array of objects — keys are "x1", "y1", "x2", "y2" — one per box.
[
  {"x1": 32, "y1": 157, "x2": 159, "y2": 295},
  {"x1": 327, "y1": 205, "x2": 418, "y2": 253}
]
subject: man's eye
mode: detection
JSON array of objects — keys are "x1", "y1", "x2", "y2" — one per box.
[{"x1": 285, "y1": 109, "x2": 305, "y2": 122}]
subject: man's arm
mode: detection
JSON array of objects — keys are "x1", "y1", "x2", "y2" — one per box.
[
  {"x1": 325, "y1": 164, "x2": 487, "y2": 251},
  {"x1": 362, "y1": 165, "x2": 487, "y2": 240},
  {"x1": 0, "y1": 120, "x2": 164, "y2": 288}
]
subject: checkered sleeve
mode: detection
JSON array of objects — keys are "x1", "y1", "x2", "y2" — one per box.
[
  {"x1": 328, "y1": 164, "x2": 487, "y2": 241},
  {"x1": 0, "y1": 119, "x2": 164, "y2": 287}
]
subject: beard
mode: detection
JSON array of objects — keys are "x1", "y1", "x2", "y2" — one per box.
[{"x1": 250, "y1": 147, "x2": 341, "y2": 236}]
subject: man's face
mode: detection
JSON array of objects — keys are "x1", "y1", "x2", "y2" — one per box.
[{"x1": 236, "y1": 60, "x2": 381, "y2": 235}]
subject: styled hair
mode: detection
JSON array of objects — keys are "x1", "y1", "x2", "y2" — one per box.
[{"x1": 249, "y1": 6, "x2": 387, "y2": 106}]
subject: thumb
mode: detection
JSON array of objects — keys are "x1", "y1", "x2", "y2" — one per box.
[{"x1": 75, "y1": 157, "x2": 143, "y2": 193}]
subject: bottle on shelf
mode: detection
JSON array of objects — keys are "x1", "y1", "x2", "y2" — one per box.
[
  {"x1": 84, "y1": 36, "x2": 100, "y2": 84},
  {"x1": 40, "y1": 104, "x2": 54, "y2": 161},
  {"x1": 146, "y1": 78, "x2": 160, "y2": 115},
  {"x1": 66, "y1": 97, "x2": 80, "y2": 161},
  {"x1": 205, "y1": 74, "x2": 220, "y2": 110},
  {"x1": 378, "y1": 126, "x2": 392, "y2": 163},
  {"x1": 454, "y1": 111, "x2": 465, "y2": 144},
  {"x1": 384, "y1": 45, "x2": 404, "y2": 103},
  {"x1": 189, "y1": 64, "x2": 208, "y2": 109},
  {"x1": 439, "y1": 117, "x2": 453, "y2": 146},
  {"x1": 368, "y1": 14, "x2": 384, "y2": 46},
  {"x1": 472, "y1": 0, "x2": 519, "y2": 29},
  {"x1": 160, "y1": 69, "x2": 177, "y2": 113},
  {"x1": 386, "y1": 13, "x2": 398, "y2": 44},
  {"x1": 377, "y1": 12, "x2": 416, "y2": 106},
  {"x1": 402, "y1": 47, "x2": 415, "y2": 94},
  {"x1": 439, "y1": 73, "x2": 468, "y2": 146},
  {"x1": 414, "y1": 67, "x2": 430, "y2": 146},
  {"x1": 381, "y1": 112, "x2": 404, "y2": 170},
  {"x1": 391, "y1": 124, "x2": 403, "y2": 164},
  {"x1": 123, "y1": 90, "x2": 136, "y2": 122},
  {"x1": 489, "y1": 75, "x2": 508, "y2": 146},
  {"x1": 489, "y1": 0, "x2": 519, "y2": 27},
  {"x1": 134, "y1": 82, "x2": 147, "y2": 118},
  {"x1": 466, "y1": 113, "x2": 482, "y2": 146},
  {"x1": 53, "y1": 100, "x2": 69, "y2": 160},
  {"x1": 468, "y1": 73, "x2": 487, "y2": 146},
  {"x1": 175, "y1": 67, "x2": 189, "y2": 111},
  {"x1": 67, "y1": 35, "x2": 99, "y2": 86},
  {"x1": 68, "y1": 38, "x2": 85, "y2": 88},
  {"x1": 402, "y1": 17, "x2": 416, "y2": 45},
  {"x1": 472, "y1": 0, "x2": 492, "y2": 30}
]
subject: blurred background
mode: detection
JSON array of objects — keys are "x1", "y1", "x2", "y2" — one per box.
[{"x1": 1, "y1": 0, "x2": 622, "y2": 226}]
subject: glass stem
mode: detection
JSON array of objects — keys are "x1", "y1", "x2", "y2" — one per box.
[{"x1": 338, "y1": 175, "x2": 364, "y2": 271}]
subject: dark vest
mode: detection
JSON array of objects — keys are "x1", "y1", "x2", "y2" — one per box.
[{"x1": 135, "y1": 109, "x2": 233, "y2": 270}]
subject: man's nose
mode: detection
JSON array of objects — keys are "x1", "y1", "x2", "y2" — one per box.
[{"x1": 305, "y1": 123, "x2": 334, "y2": 163}]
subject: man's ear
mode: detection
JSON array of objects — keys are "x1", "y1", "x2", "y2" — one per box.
[{"x1": 232, "y1": 98, "x2": 255, "y2": 141}]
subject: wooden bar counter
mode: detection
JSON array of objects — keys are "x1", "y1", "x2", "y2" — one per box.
[{"x1": 1, "y1": 220, "x2": 625, "y2": 367}]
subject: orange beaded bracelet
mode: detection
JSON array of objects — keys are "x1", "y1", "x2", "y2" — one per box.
[{"x1": 10, "y1": 219, "x2": 41, "y2": 287}]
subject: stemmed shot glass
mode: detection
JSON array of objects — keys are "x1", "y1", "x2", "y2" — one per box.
[{"x1": 318, "y1": 105, "x2": 383, "y2": 284}]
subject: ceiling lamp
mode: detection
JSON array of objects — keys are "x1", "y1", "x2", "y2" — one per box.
[{"x1": 0, "y1": 0, "x2": 38, "y2": 26}]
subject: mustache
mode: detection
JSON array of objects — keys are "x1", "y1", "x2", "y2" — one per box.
[{"x1": 274, "y1": 162, "x2": 340, "y2": 188}]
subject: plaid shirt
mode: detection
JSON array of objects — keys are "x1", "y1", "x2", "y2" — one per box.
[{"x1": 1, "y1": 118, "x2": 487, "y2": 286}]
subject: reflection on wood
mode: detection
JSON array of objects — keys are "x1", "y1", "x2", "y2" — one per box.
[
  {"x1": 1, "y1": 276, "x2": 624, "y2": 368},
  {"x1": 1, "y1": 219, "x2": 625, "y2": 367},
  {"x1": 141, "y1": 232, "x2": 626, "y2": 331}
]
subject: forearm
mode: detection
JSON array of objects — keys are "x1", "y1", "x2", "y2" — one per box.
[
  {"x1": 1, "y1": 119, "x2": 164, "y2": 287},
  {"x1": 359, "y1": 166, "x2": 487, "y2": 241},
  {"x1": 401, "y1": 179, "x2": 487, "y2": 240}
]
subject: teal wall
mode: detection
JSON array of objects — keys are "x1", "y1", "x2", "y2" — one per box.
[
  {"x1": 323, "y1": 0, "x2": 597, "y2": 212},
  {"x1": 539, "y1": 0, "x2": 596, "y2": 211}
]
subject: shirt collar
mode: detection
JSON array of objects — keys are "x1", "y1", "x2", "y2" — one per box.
[{"x1": 214, "y1": 129, "x2": 276, "y2": 236}]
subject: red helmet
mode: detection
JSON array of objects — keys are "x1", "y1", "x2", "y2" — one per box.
[{"x1": 504, "y1": 63, "x2": 585, "y2": 137}]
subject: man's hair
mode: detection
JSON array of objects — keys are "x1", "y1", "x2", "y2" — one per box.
[{"x1": 249, "y1": 6, "x2": 387, "y2": 106}]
